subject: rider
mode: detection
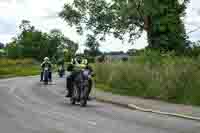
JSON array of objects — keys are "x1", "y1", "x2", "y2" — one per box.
[
  {"x1": 66, "y1": 57, "x2": 93, "y2": 98},
  {"x1": 40, "y1": 57, "x2": 52, "y2": 82},
  {"x1": 83, "y1": 60, "x2": 94, "y2": 99}
]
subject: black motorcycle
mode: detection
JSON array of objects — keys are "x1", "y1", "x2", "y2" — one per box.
[{"x1": 70, "y1": 70, "x2": 92, "y2": 107}]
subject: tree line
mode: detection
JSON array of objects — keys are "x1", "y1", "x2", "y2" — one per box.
[
  {"x1": 1, "y1": 0, "x2": 200, "y2": 63},
  {"x1": 3, "y1": 20, "x2": 78, "y2": 63}
]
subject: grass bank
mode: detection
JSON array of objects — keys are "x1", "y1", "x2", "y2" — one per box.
[
  {"x1": 94, "y1": 52, "x2": 200, "y2": 106},
  {"x1": 0, "y1": 58, "x2": 40, "y2": 78}
]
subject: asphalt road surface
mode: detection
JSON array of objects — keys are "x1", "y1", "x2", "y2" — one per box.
[{"x1": 0, "y1": 75, "x2": 199, "y2": 133}]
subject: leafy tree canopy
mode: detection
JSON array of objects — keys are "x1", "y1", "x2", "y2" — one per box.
[
  {"x1": 60, "y1": 0, "x2": 190, "y2": 53},
  {"x1": 6, "y1": 20, "x2": 78, "y2": 61}
]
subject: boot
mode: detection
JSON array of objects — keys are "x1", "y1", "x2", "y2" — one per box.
[
  {"x1": 66, "y1": 77, "x2": 72, "y2": 97},
  {"x1": 40, "y1": 72, "x2": 43, "y2": 81}
]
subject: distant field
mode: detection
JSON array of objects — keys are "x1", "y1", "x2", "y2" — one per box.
[{"x1": 0, "y1": 58, "x2": 40, "y2": 78}]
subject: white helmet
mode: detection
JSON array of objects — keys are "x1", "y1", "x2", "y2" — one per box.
[
  {"x1": 44, "y1": 57, "x2": 49, "y2": 62},
  {"x1": 82, "y1": 59, "x2": 88, "y2": 65}
]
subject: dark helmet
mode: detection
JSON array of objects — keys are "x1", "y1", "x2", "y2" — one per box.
[{"x1": 77, "y1": 58, "x2": 82, "y2": 64}]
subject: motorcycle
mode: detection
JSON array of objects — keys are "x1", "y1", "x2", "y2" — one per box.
[{"x1": 70, "y1": 70, "x2": 92, "y2": 107}]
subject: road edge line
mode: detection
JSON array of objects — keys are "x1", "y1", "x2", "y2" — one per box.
[{"x1": 95, "y1": 97, "x2": 200, "y2": 122}]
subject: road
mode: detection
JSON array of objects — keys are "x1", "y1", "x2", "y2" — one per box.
[{"x1": 0, "y1": 75, "x2": 199, "y2": 133}]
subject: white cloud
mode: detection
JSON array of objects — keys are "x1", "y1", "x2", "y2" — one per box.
[
  {"x1": 0, "y1": 0, "x2": 199, "y2": 51},
  {"x1": 185, "y1": 0, "x2": 200, "y2": 41}
]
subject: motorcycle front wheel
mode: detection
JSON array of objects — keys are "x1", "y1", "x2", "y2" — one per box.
[
  {"x1": 70, "y1": 97, "x2": 76, "y2": 105},
  {"x1": 80, "y1": 98, "x2": 87, "y2": 107}
]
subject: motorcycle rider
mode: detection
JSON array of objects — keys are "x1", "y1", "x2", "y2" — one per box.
[
  {"x1": 40, "y1": 57, "x2": 52, "y2": 82},
  {"x1": 83, "y1": 60, "x2": 94, "y2": 100},
  {"x1": 66, "y1": 57, "x2": 93, "y2": 98}
]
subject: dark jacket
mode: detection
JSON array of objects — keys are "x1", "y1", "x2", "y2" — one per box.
[{"x1": 41, "y1": 61, "x2": 52, "y2": 71}]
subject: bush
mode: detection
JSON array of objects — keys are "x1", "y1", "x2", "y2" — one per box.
[
  {"x1": 94, "y1": 51, "x2": 200, "y2": 106},
  {"x1": 97, "y1": 55, "x2": 106, "y2": 63},
  {"x1": 122, "y1": 57, "x2": 128, "y2": 62}
]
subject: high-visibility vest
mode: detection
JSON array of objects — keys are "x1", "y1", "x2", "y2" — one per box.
[{"x1": 82, "y1": 59, "x2": 88, "y2": 65}]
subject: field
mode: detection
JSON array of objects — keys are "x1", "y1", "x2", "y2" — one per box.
[
  {"x1": 94, "y1": 52, "x2": 200, "y2": 106},
  {"x1": 0, "y1": 58, "x2": 40, "y2": 78}
]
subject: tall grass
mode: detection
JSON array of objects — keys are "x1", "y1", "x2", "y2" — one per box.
[
  {"x1": 94, "y1": 52, "x2": 200, "y2": 106},
  {"x1": 0, "y1": 58, "x2": 36, "y2": 66},
  {"x1": 0, "y1": 58, "x2": 40, "y2": 78}
]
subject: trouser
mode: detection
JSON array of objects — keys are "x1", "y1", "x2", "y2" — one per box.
[
  {"x1": 49, "y1": 71, "x2": 52, "y2": 81},
  {"x1": 41, "y1": 71, "x2": 52, "y2": 81},
  {"x1": 88, "y1": 78, "x2": 92, "y2": 96},
  {"x1": 66, "y1": 71, "x2": 80, "y2": 96},
  {"x1": 66, "y1": 75, "x2": 73, "y2": 95},
  {"x1": 40, "y1": 72, "x2": 43, "y2": 81}
]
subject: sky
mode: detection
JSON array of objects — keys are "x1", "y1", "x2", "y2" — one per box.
[{"x1": 0, "y1": 0, "x2": 200, "y2": 52}]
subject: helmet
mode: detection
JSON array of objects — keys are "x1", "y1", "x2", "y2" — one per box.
[
  {"x1": 71, "y1": 58, "x2": 76, "y2": 64},
  {"x1": 77, "y1": 57, "x2": 82, "y2": 64},
  {"x1": 82, "y1": 59, "x2": 88, "y2": 65},
  {"x1": 44, "y1": 57, "x2": 49, "y2": 62}
]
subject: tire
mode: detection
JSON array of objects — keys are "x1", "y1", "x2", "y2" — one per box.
[
  {"x1": 80, "y1": 85, "x2": 88, "y2": 107},
  {"x1": 73, "y1": 84, "x2": 79, "y2": 99},
  {"x1": 44, "y1": 81, "x2": 48, "y2": 85},
  {"x1": 80, "y1": 99, "x2": 87, "y2": 107},
  {"x1": 70, "y1": 98, "x2": 76, "y2": 105},
  {"x1": 70, "y1": 84, "x2": 78, "y2": 105},
  {"x1": 44, "y1": 78, "x2": 48, "y2": 85}
]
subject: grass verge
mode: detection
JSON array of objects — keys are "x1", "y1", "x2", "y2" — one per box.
[
  {"x1": 93, "y1": 52, "x2": 200, "y2": 106},
  {"x1": 0, "y1": 58, "x2": 40, "y2": 78}
]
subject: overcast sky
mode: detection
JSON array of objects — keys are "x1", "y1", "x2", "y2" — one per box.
[{"x1": 0, "y1": 0, "x2": 199, "y2": 52}]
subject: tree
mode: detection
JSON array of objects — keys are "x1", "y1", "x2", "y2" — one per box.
[
  {"x1": 50, "y1": 29, "x2": 79, "y2": 62},
  {"x1": 64, "y1": 37, "x2": 79, "y2": 55},
  {"x1": 186, "y1": 41, "x2": 200, "y2": 57},
  {"x1": 0, "y1": 42, "x2": 4, "y2": 49},
  {"x1": 49, "y1": 29, "x2": 65, "y2": 60},
  {"x1": 0, "y1": 50, "x2": 5, "y2": 57},
  {"x1": 84, "y1": 34, "x2": 101, "y2": 57},
  {"x1": 19, "y1": 20, "x2": 34, "y2": 32},
  {"x1": 59, "y1": 0, "x2": 190, "y2": 53},
  {"x1": 127, "y1": 49, "x2": 136, "y2": 56},
  {"x1": 6, "y1": 20, "x2": 78, "y2": 61},
  {"x1": 6, "y1": 41, "x2": 21, "y2": 58}
]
